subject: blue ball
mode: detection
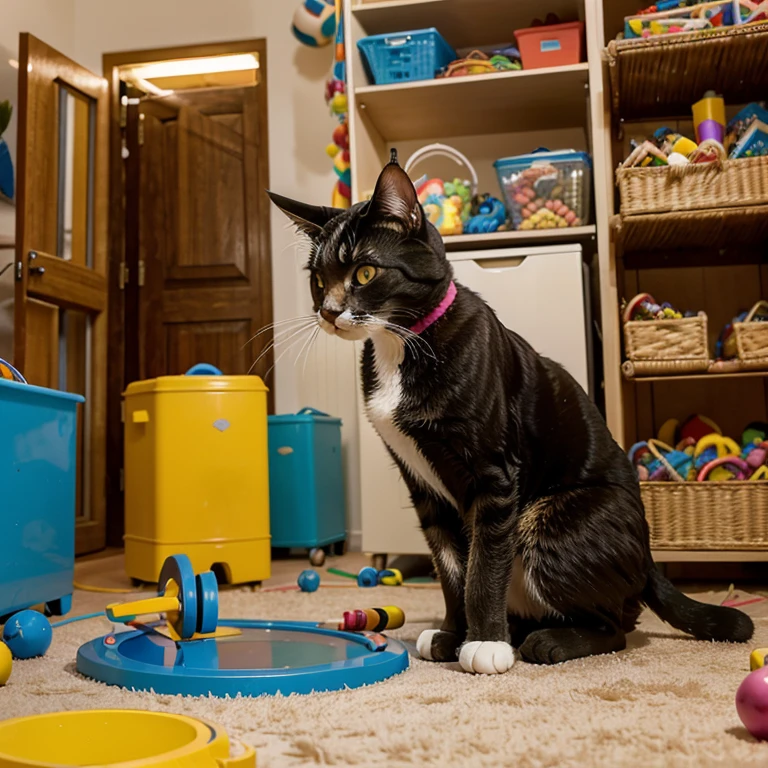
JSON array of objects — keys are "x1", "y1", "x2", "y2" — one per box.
[
  {"x1": 298, "y1": 570, "x2": 320, "y2": 593},
  {"x1": 2, "y1": 610, "x2": 52, "y2": 659},
  {"x1": 357, "y1": 567, "x2": 378, "y2": 588}
]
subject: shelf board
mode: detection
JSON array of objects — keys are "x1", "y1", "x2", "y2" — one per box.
[
  {"x1": 355, "y1": 64, "x2": 589, "y2": 141},
  {"x1": 351, "y1": 0, "x2": 585, "y2": 50},
  {"x1": 626, "y1": 371, "x2": 768, "y2": 384},
  {"x1": 606, "y1": 22, "x2": 768, "y2": 121},
  {"x1": 652, "y1": 549, "x2": 768, "y2": 562},
  {"x1": 612, "y1": 205, "x2": 768, "y2": 253},
  {"x1": 442, "y1": 224, "x2": 595, "y2": 251}
]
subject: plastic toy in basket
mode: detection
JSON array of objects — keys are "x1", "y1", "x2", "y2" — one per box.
[
  {"x1": 494, "y1": 149, "x2": 590, "y2": 231},
  {"x1": 405, "y1": 144, "x2": 476, "y2": 236},
  {"x1": 0, "y1": 357, "x2": 26, "y2": 383}
]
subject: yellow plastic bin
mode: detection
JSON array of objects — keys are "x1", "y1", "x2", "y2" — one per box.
[{"x1": 123, "y1": 363, "x2": 270, "y2": 585}]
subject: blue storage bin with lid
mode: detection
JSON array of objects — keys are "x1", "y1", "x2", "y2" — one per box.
[
  {"x1": 0, "y1": 373, "x2": 84, "y2": 618},
  {"x1": 357, "y1": 28, "x2": 456, "y2": 85},
  {"x1": 268, "y1": 408, "x2": 346, "y2": 556}
]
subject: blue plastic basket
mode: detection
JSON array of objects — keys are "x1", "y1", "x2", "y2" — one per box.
[{"x1": 357, "y1": 28, "x2": 456, "y2": 85}]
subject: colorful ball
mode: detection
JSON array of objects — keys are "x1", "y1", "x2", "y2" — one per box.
[
  {"x1": 2, "y1": 610, "x2": 52, "y2": 659},
  {"x1": 357, "y1": 567, "x2": 378, "y2": 588},
  {"x1": 737, "y1": 667, "x2": 768, "y2": 739},
  {"x1": 292, "y1": 0, "x2": 336, "y2": 47},
  {"x1": 0, "y1": 643, "x2": 11, "y2": 685},
  {"x1": 297, "y1": 569, "x2": 320, "y2": 593}
]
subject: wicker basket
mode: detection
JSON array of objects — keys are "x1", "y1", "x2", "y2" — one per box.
[
  {"x1": 606, "y1": 22, "x2": 768, "y2": 121},
  {"x1": 733, "y1": 300, "x2": 768, "y2": 371},
  {"x1": 642, "y1": 481, "x2": 768, "y2": 550},
  {"x1": 622, "y1": 312, "x2": 710, "y2": 378},
  {"x1": 616, "y1": 156, "x2": 768, "y2": 217}
]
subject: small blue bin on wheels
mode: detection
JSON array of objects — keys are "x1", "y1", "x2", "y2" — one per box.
[
  {"x1": 268, "y1": 408, "x2": 346, "y2": 565},
  {"x1": 0, "y1": 376, "x2": 84, "y2": 619}
]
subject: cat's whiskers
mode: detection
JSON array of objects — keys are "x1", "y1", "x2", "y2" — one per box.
[
  {"x1": 263, "y1": 323, "x2": 318, "y2": 382},
  {"x1": 240, "y1": 315, "x2": 316, "y2": 352},
  {"x1": 248, "y1": 320, "x2": 317, "y2": 375}
]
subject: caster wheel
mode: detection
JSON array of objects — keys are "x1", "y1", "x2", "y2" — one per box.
[
  {"x1": 309, "y1": 548, "x2": 326, "y2": 567},
  {"x1": 372, "y1": 553, "x2": 388, "y2": 571},
  {"x1": 44, "y1": 595, "x2": 72, "y2": 616}
]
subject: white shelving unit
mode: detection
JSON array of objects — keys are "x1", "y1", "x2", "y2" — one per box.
[{"x1": 344, "y1": 0, "x2": 616, "y2": 556}]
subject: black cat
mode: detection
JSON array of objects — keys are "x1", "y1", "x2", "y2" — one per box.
[{"x1": 269, "y1": 153, "x2": 753, "y2": 673}]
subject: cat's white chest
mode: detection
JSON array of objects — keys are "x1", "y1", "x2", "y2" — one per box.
[{"x1": 366, "y1": 337, "x2": 456, "y2": 509}]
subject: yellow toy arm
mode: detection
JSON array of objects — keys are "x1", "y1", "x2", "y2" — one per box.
[{"x1": 105, "y1": 595, "x2": 179, "y2": 624}]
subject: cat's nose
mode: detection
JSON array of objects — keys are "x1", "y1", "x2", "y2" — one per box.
[{"x1": 320, "y1": 308, "x2": 341, "y2": 326}]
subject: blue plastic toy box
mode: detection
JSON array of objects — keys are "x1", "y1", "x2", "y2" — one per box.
[
  {"x1": 268, "y1": 408, "x2": 346, "y2": 553},
  {"x1": 0, "y1": 377, "x2": 83, "y2": 618}
]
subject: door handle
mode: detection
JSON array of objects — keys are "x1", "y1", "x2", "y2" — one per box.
[{"x1": 28, "y1": 251, "x2": 45, "y2": 276}]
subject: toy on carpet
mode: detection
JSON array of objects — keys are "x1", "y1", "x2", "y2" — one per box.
[
  {"x1": 298, "y1": 569, "x2": 321, "y2": 592},
  {"x1": 327, "y1": 566, "x2": 404, "y2": 586},
  {"x1": 629, "y1": 419, "x2": 768, "y2": 482},
  {"x1": 2, "y1": 609, "x2": 52, "y2": 659},
  {"x1": 737, "y1": 664, "x2": 768, "y2": 740},
  {"x1": 0, "y1": 642, "x2": 11, "y2": 685},
  {"x1": 0, "y1": 710, "x2": 256, "y2": 767},
  {"x1": 324, "y1": 0, "x2": 350, "y2": 208},
  {"x1": 76, "y1": 554, "x2": 409, "y2": 697},
  {"x1": 291, "y1": 0, "x2": 336, "y2": 47}
]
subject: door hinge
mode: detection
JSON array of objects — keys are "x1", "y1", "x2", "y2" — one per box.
[
  {"x1": 120, "y1": 95, "x2": 128, "y2": 128},
  {"x1": 138, "y1": 113, "x2": 145, "y2": 146},
  {"x1": 138, "y1": 259, "x2": 145, "y2": 287},
  {"x1": 118, "y1": 262, "x2": 129, "y2": 289},
  {"x1": 15, "y1": 260, "x2": 22, "y2": 281}
]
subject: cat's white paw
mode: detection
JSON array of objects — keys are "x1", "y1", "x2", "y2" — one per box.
[
  {"x1": 417, "y1": 629, "x2": 440, "y2": 661},
  {"x1": 459, "y1": 641, "x2": 516, "y2": 675}
]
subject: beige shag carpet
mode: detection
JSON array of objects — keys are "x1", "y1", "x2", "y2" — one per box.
[{"x1": 2, "y1": 583, "x2": 768, "y2": 768}]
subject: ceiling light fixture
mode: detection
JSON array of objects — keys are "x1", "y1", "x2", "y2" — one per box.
[{"x1": 127, "y1": 53, "x2": 259, "y2": 81}]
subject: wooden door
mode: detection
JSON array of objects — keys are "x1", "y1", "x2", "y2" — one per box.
[
  {"x1": 14, "y1": 34, "x2": 108, "y2": 554},
  {"x1": 133, "y1": 85, "x2": 272, "y2": 393}
]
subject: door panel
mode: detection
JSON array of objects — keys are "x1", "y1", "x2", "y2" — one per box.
[
  {"x1": 136, "y1": 85, "x2": 272, "y2": 390},
  {"x1": 15, "y1": 33, "x2": 108, "y2": 554}
]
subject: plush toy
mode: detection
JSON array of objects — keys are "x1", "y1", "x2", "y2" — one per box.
[
  {"x1": 292, "y1": 0, "x2": 336, "y2": 47},
  {"x1": 415, "y1": 177, "x2": 471, "y2": 236},
  {"x1": 464, "y1": 194, "x2": 507, "y2": 234}
]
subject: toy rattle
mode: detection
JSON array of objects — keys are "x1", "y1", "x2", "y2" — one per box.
[{"x1": 106, "y1": 554, "x2": 223, "y2": 641}]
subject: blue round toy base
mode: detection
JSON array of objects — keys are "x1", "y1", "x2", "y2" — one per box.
[{"x1": 76, "y1": 619, "x2": 409, "y2": 697}]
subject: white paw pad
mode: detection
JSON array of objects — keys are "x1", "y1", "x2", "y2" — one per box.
[
  {"x1": 417, "y1": 629, "x2": 440, "y2": 661},
  {"x1": 459, "y1": 641, "x2": 516, "y2": 675}
]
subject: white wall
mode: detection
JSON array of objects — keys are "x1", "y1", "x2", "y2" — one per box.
[{"x1": 1, "y1": 0, "x2": 363, "y2": 546}]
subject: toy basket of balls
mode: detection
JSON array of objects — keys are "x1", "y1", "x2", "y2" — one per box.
[
  {"x1": 630, "y1": 417, "x2": 768, "y2": 551},
  {"x1": 621, "y1": 292, "x2": 711, "y2": 378},
  {"x1": 493, "y1": 148, "x2": 591, "y2": 231}
]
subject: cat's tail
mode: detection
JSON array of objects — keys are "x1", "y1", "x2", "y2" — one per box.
[{"x1": 642, "y1": 565, "x2": 753, "y2": 642}]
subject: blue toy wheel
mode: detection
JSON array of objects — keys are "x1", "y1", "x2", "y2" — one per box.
[
  {"x1": 195, "y1": 571, "x2": 219, "y2": 635},
  {"x1": 158, "y1": 555, "x2": 198, "y2": 640}
]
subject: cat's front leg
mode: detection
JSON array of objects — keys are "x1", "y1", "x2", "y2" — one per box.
[
  {"x1": 460, "y1": 492, "x2": 517, "y2": 675},
  {"x1": 412, "y1": 493, "x2": 468, "y2": 663}
]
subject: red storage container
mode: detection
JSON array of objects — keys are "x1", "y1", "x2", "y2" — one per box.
[{"x1": 515, "y1": 21, "x2": 584, "y2": 69}]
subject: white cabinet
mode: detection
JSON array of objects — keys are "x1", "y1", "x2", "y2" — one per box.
[{"x1": 358, "y1": 244, "x2": 590, "y2": 555}]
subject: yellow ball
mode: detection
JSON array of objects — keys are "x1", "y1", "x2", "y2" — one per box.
[{"x1": 0, "y1": 642, "x2": 12, "y2": 685}]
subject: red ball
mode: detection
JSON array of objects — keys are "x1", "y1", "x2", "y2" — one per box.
[{"x1": 736, "y1": 667, "x2": 768, "y2": 740}]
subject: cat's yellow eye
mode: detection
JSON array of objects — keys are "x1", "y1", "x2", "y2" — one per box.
[
  {"x1": 315, "y1": 273, "x2": 324, "y2": 289},
  {"x1": 355, "y1": 265, "x2": 377, "y2": 285}
]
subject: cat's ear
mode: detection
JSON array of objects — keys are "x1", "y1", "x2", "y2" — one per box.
[
  {"x1": 267, "y1": 191, "x2": 343, "y2": 238},
  {"x1": 366, "y1": 149, "x2": 423, "y2": 233}
]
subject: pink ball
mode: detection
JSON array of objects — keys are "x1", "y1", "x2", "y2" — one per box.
[{"x1": 736, "y1": 668, "x2": 768, "y2": 740}]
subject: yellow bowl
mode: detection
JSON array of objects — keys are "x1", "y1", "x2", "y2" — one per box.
[{"x1": 0, "y1": 710, "x2": 254, "y2": 767}]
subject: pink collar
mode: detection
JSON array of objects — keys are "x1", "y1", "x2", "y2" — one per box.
[{"x1": 410, "y1": 281, "x2": 457, "y2": 335}]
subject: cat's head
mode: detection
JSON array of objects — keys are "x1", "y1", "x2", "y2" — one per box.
[{"x1": 268, "y1": 151, "x2": 452, "y2": 341}]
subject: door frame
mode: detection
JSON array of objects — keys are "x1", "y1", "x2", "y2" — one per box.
[{"x1": 102, "y1": 40, "x2": 272, "y2": 548}]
